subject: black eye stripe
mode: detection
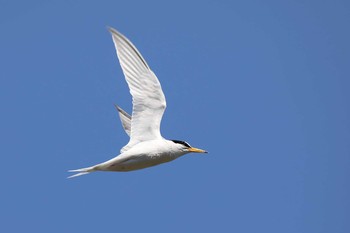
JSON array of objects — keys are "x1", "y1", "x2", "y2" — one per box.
[{"x1": 171, "y1": 140, "x2": 191, "y2": 148}]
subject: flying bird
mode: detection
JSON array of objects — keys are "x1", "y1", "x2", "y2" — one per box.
[{"x1": 68, "y1": 28, "x2": 207, "y2": 178}]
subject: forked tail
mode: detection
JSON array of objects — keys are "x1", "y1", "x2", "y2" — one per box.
[{"x1": 67, "y1": 166, "x2": 96, "y2": 178}]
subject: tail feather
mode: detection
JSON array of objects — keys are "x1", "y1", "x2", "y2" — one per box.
[{"x1": 67, "y1": 166, "x2": 96, "y2": 179}]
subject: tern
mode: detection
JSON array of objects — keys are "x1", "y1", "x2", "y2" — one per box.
[{"x1": 68, "y1": 28, "x2": 207, "y2": 178}]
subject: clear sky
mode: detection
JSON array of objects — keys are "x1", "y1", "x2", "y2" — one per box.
[{"x1": 1, "y1": 0, "x2": 349, "y2": 232}]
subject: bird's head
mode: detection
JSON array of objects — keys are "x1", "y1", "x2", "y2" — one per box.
[{"x1": 171, "y1": 140, "x2": 208, "y2": 154}]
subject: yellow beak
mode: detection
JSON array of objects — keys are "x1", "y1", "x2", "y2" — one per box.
[{"x1": 188, "y1": 147, "x2": 208, "y2": 153}]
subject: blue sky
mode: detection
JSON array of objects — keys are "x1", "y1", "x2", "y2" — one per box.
[{"x1": 1, "y1": 0, "x2": 349, "y2": 232}]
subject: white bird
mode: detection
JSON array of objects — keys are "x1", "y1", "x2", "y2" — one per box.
[{"x1": 68, "y1": 28, "x2": 207, "y2": 178}]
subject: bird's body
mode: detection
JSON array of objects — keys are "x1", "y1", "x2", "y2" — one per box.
[
  {"x1": 77, "y1": 140, "x2": 187, "y2": 174},
  {"x1": 68, "y1": 27, "x2": 206, "y2": 178},
  {"x1": 101, "y1": 140, "x2": 185, "y2": 171}
]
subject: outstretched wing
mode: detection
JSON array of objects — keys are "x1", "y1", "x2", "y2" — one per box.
[
  {"x1": 114, "y1": 105, "x2": 131, "y2": 137},
  {"x1": 109, "y1": 28, "x2": 166, "y2": 152}
]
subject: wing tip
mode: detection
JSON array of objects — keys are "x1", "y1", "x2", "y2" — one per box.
[
  {"x1": 107, "y1": 26, "x2": 123, "y2": 38},
  {"x1": 107, "y1": 25, "x2": 115, "y2": 33},
  {"x1": 114, "y1": 104, "x2": 131, "y2": 119},
  {"x1": 114, "y1": 103, "x2": 121, "y2": 110}
]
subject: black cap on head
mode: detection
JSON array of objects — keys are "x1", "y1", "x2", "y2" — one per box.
[{"x1": 171, "y1": 140, "x2": 191, "y2": 148}]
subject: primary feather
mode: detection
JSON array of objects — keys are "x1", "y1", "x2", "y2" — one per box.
[{"x1": 115, "y1": 105, "x2": 131, "y2": 137}]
